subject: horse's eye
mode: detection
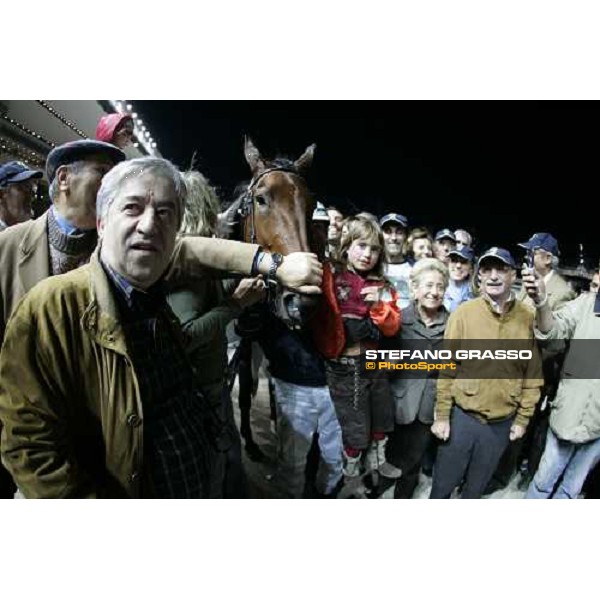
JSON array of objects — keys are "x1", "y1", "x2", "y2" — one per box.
[{"x1": 255, "y1": 194, "x2": 268, "y2": 206}]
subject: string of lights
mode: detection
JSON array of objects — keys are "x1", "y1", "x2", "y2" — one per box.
[
  {"x1": 0, "y1": 112, "x2": 57, "y2": 148},
  {"x1": 37, "y1": 101, "x2": 87, "y2": 138},
  {"x1": 111, "y1": 101, "x2": 159, "y2": 153},
  {"x1": 0, "y1": 137, "x2": 46, "y2": 168}
]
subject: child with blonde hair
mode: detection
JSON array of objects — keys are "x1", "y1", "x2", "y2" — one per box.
[{"x1": 325, "y1": 215, "x2": 401, "y2": 480}]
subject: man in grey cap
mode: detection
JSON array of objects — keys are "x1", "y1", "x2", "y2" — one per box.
[
  {"x1": 0, "y1": 161, "x2": 43, "y2": 232},
  {"x1": 430, "y1": 247, "x2": 543, "y2": 498}
]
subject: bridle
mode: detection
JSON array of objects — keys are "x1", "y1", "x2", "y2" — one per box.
[
  {"x1": 236, "y1": 164, "x2": 309, "y2": 327},
  {"x1": 237, "y1": 165, "x2": 299, "y2": 245}
]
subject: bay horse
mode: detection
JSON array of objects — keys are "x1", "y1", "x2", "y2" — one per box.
[{"x1": 222, "y1": 138, "x2": 320, "y2": 460}]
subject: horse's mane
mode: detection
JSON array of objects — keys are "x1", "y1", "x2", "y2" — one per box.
[{"x1": 269, "y1": 157, "x2": 297, "y2": 172}]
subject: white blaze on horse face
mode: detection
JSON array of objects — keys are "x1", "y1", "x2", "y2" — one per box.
[{"x1": 348, "y1": 238, "x2": 381, "y2": 274}]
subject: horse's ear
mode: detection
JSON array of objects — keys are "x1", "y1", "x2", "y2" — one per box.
[
  {"x1": 244, "y1": 137, "x2": 265, "y2": 174},
  {"x1": 295, "y1": 143, "x2": 316, "y2": 172}
]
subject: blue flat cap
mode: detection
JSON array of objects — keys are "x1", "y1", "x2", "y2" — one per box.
[
  {"x1": 0, "y1": 161, "x2": 43, "y2": 188},
  {"x1": 518, "y1": 232, "x2": 559, "y2": 257},
  {"x1": 478, "y1": 247, "x2": 516, "y2": 269},
  {"x1": 46, "y1": 139, "x2": 126, "y2": 182}
]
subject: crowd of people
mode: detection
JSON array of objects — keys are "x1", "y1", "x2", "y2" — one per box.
[{"x1": 0, "y1": 113, "x2": 598, "y2": 499}]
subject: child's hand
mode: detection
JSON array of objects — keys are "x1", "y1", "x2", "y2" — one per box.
[{"x1": 360, "y1": 285, "x2": 382, "y2": 304}]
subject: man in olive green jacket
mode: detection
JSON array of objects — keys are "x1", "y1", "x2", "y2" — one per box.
[{"x1": 0, "y1": 157, "x2": 322, "y2": 498}]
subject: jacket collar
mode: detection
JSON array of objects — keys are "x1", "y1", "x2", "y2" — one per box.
[
  {"x1": 17, "y1": 210, "x2": 51, "y2": 293},
  {"x1": 482, "y1": 292, "x2": 516, "y2": 316},
  {"x1": 81, "y1": 249, "x2": 128, "y2": 355}
]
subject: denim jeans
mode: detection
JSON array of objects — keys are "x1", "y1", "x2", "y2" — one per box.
[
  {"x1": 526, "y1": 428, "x2": 600, "y2": 499},
  {"x1": 273, "y1": 377, "x2": 343, "y2": 497}
]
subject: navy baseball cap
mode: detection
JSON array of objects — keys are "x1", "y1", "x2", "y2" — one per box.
[
  {"x1": 518, "y1": 233, "x2": 559, "y2": 256},
  {"x1": 448, "y1": 246, "x2": 475, "y2": 262},
  {"x1": 380, "y1": 213, "x2": 408, "y2": 229},
  {"x1": 478, "y1": 247, "x2": 516, "y2": 269},
  {"x1": 435, "y1": 228, "x2": 456, "y2": 242},
  {"x1": 46, "y1": 140, "x2": 126, "y2": 183},
  {"x1": 0, "y1": 161, "x2": 43, "y2": 188}
]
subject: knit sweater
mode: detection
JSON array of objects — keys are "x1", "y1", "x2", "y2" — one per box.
[{"x1": 47, "y1": 208, "x2": 98, "y2": 276}]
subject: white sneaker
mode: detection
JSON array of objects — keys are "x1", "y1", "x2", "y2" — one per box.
[{"x1": 343, "y1": 450, "x2": 363, "y2": 478}]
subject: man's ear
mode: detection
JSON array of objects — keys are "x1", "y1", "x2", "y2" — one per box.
[{"x1": 56, "y1": 165, "x2": 70, "y2": 193}]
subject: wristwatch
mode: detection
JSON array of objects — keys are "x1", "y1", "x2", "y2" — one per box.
[{"x1": 268, "y1": 252, "x2": 284, "y2": 281}]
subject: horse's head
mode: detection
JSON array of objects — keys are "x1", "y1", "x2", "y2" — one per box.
[
  {"x1": 242, "y1": 138, "x2": 316, "y2": 253},
  {"x1": 240, "y1": 138, "x2": 320, "y2": 326}
]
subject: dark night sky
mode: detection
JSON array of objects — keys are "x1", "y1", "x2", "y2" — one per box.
[{"x1": 134, "y1": 101, "x2": 598, "y2": 267}]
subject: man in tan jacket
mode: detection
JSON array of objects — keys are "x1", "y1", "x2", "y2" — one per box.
[{"x1": 430, "y1": 247, "x2": 543, "y2": 498}]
